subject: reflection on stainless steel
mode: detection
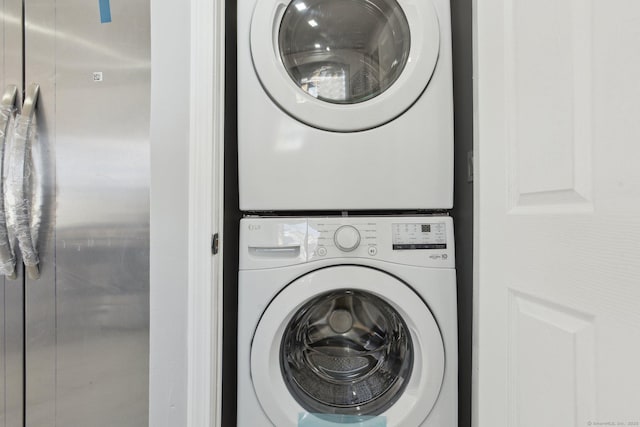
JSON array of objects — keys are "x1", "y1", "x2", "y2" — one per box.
[
  {"x1": 19, "y1": 0, "x2": 151, "y2": 425},
  {"x1": 5, "y1": 85, "x2": 41, "y2": 279},
  {"x1": 0, "y1": 12, "x2": 149, "y2": 70},
  {"x1": 1, "y1": 0, "x2": 25, "y2": 424},
  {"x1": 0, "y1": 86, "x2": 18, "y2": 278},
  {"x1": 1, "y1": 274, "x2": 25, "y2": 427},
  {"x1": 1, "y1": 0, "x2": 149, "y2": 421},
  {"x1": 281, "y1": 290, "x2": 413, "y2": 416}
]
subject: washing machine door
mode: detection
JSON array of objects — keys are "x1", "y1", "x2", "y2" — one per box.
[
  {"x1": 250, "y1": 0, "x2": 440, "y2": 131},
  {"x1": 251, "y1": 266, "x2": 445, "y2": 426}
]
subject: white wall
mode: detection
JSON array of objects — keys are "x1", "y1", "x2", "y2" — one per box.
[{"x1": 149, "y1": 0, "x2": 191, "y2": 425}]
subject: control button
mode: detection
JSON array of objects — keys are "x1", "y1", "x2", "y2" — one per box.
[
  {"x1": 334, "y1": 225, "x2": 361, "y2": 252},
  {"x1": 317, "y1": 247, "x2": 327, "y2": 256},
  {"x1": 368, "y1": 246, "x2": 378, "y2": 256}
]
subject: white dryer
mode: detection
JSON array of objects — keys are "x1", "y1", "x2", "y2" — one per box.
[
  {"x1": 237, "y1": 216, "x2": 457, "y2": 426},
  {"x1": 238, "y1": 0, "x2": 454, "y2": 211}
]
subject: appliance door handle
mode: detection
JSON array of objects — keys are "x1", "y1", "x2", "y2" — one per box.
[
  {"x1": 0, "y1": 85, "x2": 18, "y2": 279},
  {"x1": 6, "y1": 84, "x2": 40, "y2": 280}
]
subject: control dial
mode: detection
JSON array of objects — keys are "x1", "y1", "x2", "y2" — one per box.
[{"x1": 334, "y1": 225, "x2": 361, "y2": 252}]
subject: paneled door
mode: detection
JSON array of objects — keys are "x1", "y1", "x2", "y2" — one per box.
[{"x1": 475, "y1": 0, "x2": 640, "y2": 426}]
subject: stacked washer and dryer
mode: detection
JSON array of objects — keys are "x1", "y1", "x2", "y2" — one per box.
[{"x1": 236, "y1": 0, "x2": 457, "y2": 424}]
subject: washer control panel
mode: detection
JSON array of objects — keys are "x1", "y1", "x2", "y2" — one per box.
[
  {"x1": 334, "y1": 225, "x2": 361, "y2": 252},
  {"x1": 307, "y1": 216, "x2": 454, "y2": 267},
  {"x1": 310, "y1": 220, "x2": 379, "y2": 259},
  {"x1": 240, "y1": 216, "x2": 455, "y2": 269},
  {"x1": 392, "y1": 222, "x2": 447, "y2": 250}
]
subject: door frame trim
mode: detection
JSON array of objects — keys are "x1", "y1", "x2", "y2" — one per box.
[{"x1": 186, "y1": 0, "x2": 225, "y2": 424}]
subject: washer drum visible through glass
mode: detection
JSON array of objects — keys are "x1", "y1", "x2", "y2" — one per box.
[{"x1": 280, "y1": 289, "x2": 414, "y2": 416}]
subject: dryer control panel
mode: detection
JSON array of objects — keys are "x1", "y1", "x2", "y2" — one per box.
[{"x1": 240, "y1": 216, "x2": 455, "y2": 269}]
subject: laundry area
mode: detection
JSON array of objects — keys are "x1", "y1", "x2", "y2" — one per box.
[
  {"x1": 230, "y1": 0, "x2": 462, "y2": 424},
  {"x1": 149, "y1": 0, "x2": 640, "y2": 424},
  {"x1": 3, "y1": 0, "x2": 639, "y2": 425},
  {"x1": 1, "y1": 0, "x2": 638, "y2": 425},
  {"x1": 214, "y1": 0, "x2": 474, "y2": 423},
  {"x1": 0, "y1": 0, "x2": 628, "y2": 425}
]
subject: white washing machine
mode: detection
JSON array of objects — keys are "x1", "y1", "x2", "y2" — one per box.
[
  {"x1": 237, "y1": 216, "x2": 457, "y2": 426},
  {"x1": 238, "y1": 0, "x2": 454, "y2": 211}
]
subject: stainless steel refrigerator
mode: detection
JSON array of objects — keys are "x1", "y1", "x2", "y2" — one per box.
[{"x1": 0, "y1": 0, "x2": 150, "y2": 425}]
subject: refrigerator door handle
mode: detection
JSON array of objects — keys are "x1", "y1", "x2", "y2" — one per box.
[
  {"x1": 6, "y1": 84, "x2": 40, "y2": 280},
  {"x1": 0, "y1": 85, "x2": 18, "y2": 279}
]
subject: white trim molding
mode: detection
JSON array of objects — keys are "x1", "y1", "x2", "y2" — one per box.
[{"x1": 187, "y1": 0, "x2": 225, "y2": 424}]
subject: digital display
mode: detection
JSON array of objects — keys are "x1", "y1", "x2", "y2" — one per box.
[{"x1": 392, "y1": 223, "x2": 446, "y2": 250}]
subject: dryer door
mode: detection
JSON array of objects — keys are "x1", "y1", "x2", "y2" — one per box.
[
  {"x1": 250, "y1": 0, "x2": 440, "y2": 131},
  {"x1": 251, "y1": 266, "x2": 445, "y2": 427}
]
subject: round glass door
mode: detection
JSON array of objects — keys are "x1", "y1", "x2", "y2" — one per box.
[
  {"x1": 281, "y1": 289, "x2": 413, "y2": 415},
  {"x1": 250, "y1": 266, "x2": 445, "y2": 426},
  {"x1": 250, "y1": 0, "x2": 440, "y2": 131},
  {"x1": 278, "y1": 0, "x2": 411, "y2": 104}
]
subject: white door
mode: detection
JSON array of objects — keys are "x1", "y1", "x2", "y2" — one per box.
[{"x1": 475, "y1": 1, "x2": 640, "y2": 426}]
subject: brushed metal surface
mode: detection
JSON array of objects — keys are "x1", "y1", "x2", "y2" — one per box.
[
  {"x1": 3, "y1": 271, "x2": 24, "y2": 427},
  {"x1": 0, "y1": 272, "x2": 3, "y2": 427},
  {"x1": 2, "y1": 0, "x2": 22, "y2": 109},
  {"x1": 1, "y1": 0, "x2": 25, "y2": 424},
  {"x1": 23, "y1": 0, "x2": 150, "y2": 425},
  {"x1": 0, "y1": 86, "x2": 19, "y2": 279}
]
